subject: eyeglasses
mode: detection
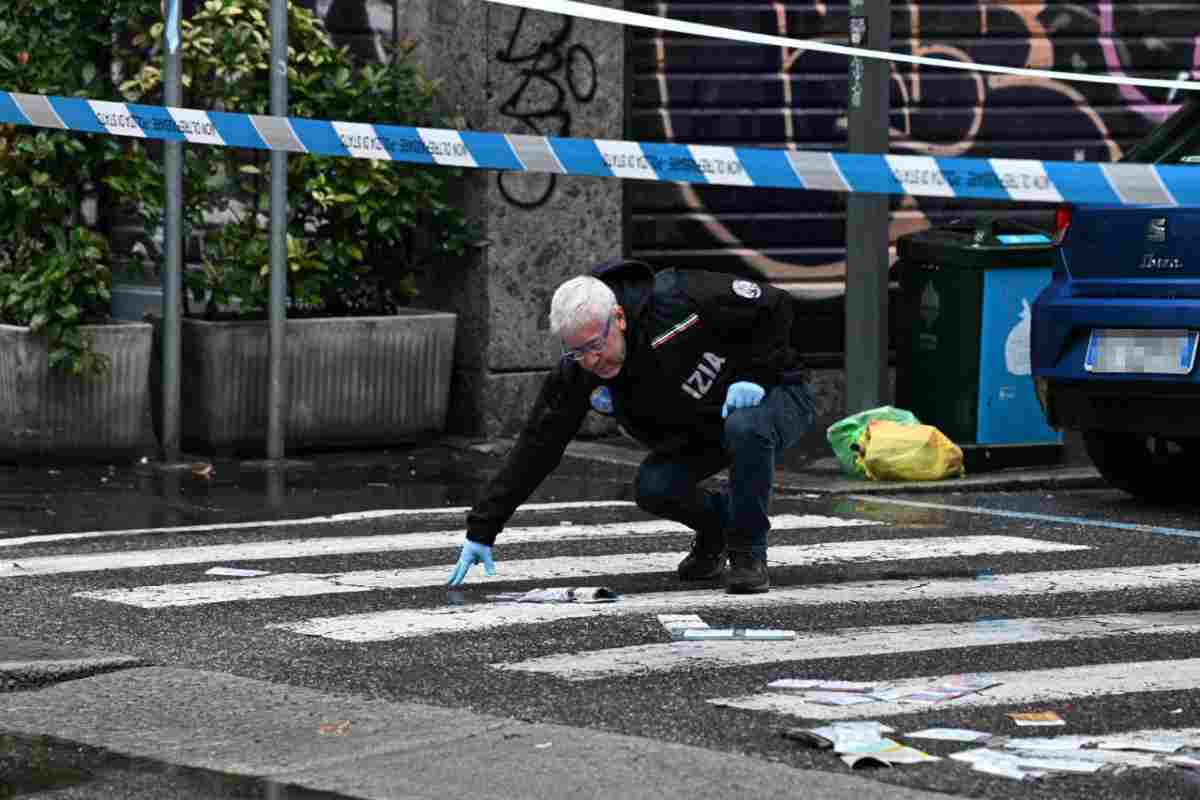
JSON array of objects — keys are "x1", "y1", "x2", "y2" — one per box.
[{"x1": 561, "y1": 312, "x2": 615, "y2": 362}]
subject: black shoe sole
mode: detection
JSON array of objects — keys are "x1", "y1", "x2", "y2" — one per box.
[{"x1": 725, "y1": 581, "x2": 770, "y2": 595}]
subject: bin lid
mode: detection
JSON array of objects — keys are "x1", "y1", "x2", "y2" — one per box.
[{"x1": 896, "y1": 215, "x2": 1055, "y2": 269}]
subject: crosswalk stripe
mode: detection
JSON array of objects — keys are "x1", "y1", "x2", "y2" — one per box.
[
  {"x1": 270, "y1": 562, "x2": 1200, "y2": 642},
  {"x1": 5, "y1": 513, "x2": 862, "y2": 579},
  {"x1": 0, "y1": 501, "x2": 640, "y2": 549},
  {"x1": 849, "y1": 495, "x2": 1200, "y2": 542},
  {"x1": 708, "y1": 659, "x2": 1200, "y2": 720},
  {"x1": 494, "y1": 609, "x2": 1200, "y2": 681},
  {"x1": 76, "y1": 535, "x2": 1086, "y2": 608}
]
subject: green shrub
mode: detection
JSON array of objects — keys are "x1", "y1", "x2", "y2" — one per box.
[
  {"x1": 113, "y1": 0, "x2": 472, "y2": 318},
  {"x1": 0, "y1": 1, "x2": 145, "y2": 374}
]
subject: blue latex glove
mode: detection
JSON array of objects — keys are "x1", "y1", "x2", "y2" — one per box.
[
  {"x1": 447, "y1": 538, "x2": 496, "y2": 586},
  {"x1": 722, "y1": 381, "x2": 765, "y2": 418}
]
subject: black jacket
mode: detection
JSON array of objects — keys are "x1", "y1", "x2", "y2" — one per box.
[{"x1": 466, "y1": 260, "x2": 806, "y2": 545}]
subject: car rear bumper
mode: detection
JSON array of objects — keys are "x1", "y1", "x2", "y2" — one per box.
[{"x1": 1042, "y1": 379, "x2": 1200, "y2": 435}]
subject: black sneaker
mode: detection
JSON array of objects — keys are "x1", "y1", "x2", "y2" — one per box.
[
  {"x1": 725, "y1": 552, "x2": 769, "y2": 594},
  {"x1": 677, "y1": 535, "x2": 727, "y2": 581}
]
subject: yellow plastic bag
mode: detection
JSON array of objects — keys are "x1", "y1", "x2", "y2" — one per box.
[{"x1": 860, "y1": 420, "x2": 965, "y2": 481}]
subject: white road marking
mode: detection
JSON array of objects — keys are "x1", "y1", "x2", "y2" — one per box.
[
  {"x1": 710, "y1": 660, "x2": 1200, "y2": 720},
  {"x1": 495, "y1": 610, "x2": 1200, "y2": 681},
  {"x1": 271, "y1": 562, "x2": 1200, "y2": 642},
  {"x1": 82, "y1": 535, "x2": 1087, "y2": 609},
  {"x1": 0, "y1": 501, "x2": 640, "y2": 548},
  {"x1": 848, "y1": 495, "x2": 1200, "y2": 542},
  {"x1": 3, "y1": 513, "x2": 868, "y2": 579}
]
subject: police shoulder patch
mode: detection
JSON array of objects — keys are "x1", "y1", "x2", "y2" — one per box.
[{"x1": 732, "y1": 279, "x2": 762, "y2": 299}]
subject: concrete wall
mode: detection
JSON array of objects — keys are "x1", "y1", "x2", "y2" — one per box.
[{"x1": 320, "y1": 0, "x2": 625, "y2": 436}]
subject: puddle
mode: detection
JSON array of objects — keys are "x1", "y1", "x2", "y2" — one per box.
[
  {"x1": 0, "y1": 732, "x2": 352, "y2": 799},
  {"x1": 0, "y1": 444, "x2": 635, "y2": 538}
]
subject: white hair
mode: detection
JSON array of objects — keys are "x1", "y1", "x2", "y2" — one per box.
[{"x1": 549, "y1": 276, "x2": 617, "y2": 337}]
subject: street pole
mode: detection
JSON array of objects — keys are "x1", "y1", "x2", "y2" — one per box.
[
  {"x1": 844, "y1": 0, "x2": 891, "y2": 412},
  {"x1": 161, "y1": 0, "x2": 183, "y2": 462},
  {"x1": 267, "y1": 0, "x2": 288, "y2": 460}
]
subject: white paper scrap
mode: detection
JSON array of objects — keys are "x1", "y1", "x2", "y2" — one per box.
[
  {"x1": 1096, "y1": 735, "x2": 1188, "y2": 754},
  {"x1": 489, "y1": 586, "x2": 619, "y2": 603},
  {"x1": 951, "y1": 749, "x2": 1042, "y2": 781},
  {"x1": 805, "y1": 692, "x2": 880, "y2": 707},
  {"x1": 205, "y1": 567, "x2": 270, "y2": 577},
  {"x1": 822, "y1": 722, "x2": 894, "y2": 749},
  {"x1": 1002, "y1": 736, "x2": 1094, "y2": 752},
  {"x1": 681, "y1": 628, "x2": 795, "y2": 641},
  {"x1": 839, "y1": 738, "x2": 940, "y2": 766},
  {"x1": 657, "y1": 614, "x2": 709, "y2": 637},
  {"x1": 768, "y1": 679, "x2": 874, "y2": 693},
  {"x1": 904, "y1": 728, "x2": 991, "y2": 743}
]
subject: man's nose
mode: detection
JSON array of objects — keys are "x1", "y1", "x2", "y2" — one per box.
[{"x1": 580, "y1": 350, "x2": 604, "y2": 369}]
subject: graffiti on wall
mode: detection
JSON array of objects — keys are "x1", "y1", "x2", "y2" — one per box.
[
  {"x1": 493, "y1": 9, "x2": 597, "y2": 208},
  {"x1": 635, "y1": 0, "x2": 1200, "y2": 300}
]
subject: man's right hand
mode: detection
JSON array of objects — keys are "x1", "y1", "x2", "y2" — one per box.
[{"x1": 447, "y1": 538, "x2": 496, "y2": 586}]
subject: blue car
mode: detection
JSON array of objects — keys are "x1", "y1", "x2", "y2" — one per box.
[{"x1": 1031, "y1": 97, "x2": 1200, "y2": 501}]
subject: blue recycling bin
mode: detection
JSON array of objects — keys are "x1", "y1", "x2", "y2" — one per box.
[{"x1": 896, "y1": 217, "x2": 1063, "y2": 469}]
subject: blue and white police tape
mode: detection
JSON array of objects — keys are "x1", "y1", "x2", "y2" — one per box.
[{"x1": 1, "y1": 90, "x2": 1197, "y2": 207}]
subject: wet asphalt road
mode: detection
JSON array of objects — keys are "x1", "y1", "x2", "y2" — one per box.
[{"x1": 5, "y1": 444, "x2": 1200, "y2": 799}]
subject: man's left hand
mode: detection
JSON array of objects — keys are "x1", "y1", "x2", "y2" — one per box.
[{"x1": 722, "y1": 381, "x2": 765, "y2": 418}]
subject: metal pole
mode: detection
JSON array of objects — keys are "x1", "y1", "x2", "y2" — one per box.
[
  {"x1": 267, "y1": 0, "x2": 288, "y2": 459},
  {"x1": 844, "y1": 0, "x2": 891, "y2": 412},
  {"x1": 393, "y1": 0, "x2": 401, "y2": 57},
  {"x1": 161, "y1": 3, "x2": 183, "y2": 462}
]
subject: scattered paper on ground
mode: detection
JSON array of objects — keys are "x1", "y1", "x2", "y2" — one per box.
[
  {"x1": 657, "y1": 613, "x2": 708, "y2": 638},
  {"x1": 487, "y1": 587, "x2": 619, "y2": 603},
  {"x1": 781, "y1": 721, "x2": 895, "y2": 750},
  {"x1": 769, "y1": 679, "x2": 874, "y2": 693},
  {"x1": 953, "y1": 730, "x2": 1200, "y2": 780},
  {"x1": 904, "y1": 728, "x2": 991, "y2": 742},
  {"x1": 682, "y1": 628, "x2": 795, "y2": 641},
  {"x1": 781, "y1": 721, "x2": 936, "y2": 767},
  {"x1": 1008, "y1": 710, "x2": 1066, "y2": 727},
  {"x1": 766, "y1": 673, "x2": 998, "y2": 707}
]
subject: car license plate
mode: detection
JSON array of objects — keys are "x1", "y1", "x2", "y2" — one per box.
[{"x1": 1085, "y1": 328, "x2": 1199, "y2": 375}]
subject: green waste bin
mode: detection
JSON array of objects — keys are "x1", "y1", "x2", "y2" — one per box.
[{"x1": 895, "y1": 216, "x2": 1063, "y2": 471}]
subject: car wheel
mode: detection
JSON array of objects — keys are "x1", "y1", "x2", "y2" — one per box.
[{"x1": 1083, "y1": 430, "x2": 1196, "y2": 503}]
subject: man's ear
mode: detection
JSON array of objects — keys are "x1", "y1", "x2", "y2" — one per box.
[{"x1": 615, "y1": 305, "x2": 626, "y2": 331}]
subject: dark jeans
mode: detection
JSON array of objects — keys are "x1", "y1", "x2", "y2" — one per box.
[{"x1": 633, "y1": 383, "x2": 815, "y2": 560}]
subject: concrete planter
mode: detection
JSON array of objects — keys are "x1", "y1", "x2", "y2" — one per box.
[
  {"x1": 0, "y1": 322, "x2": 155, "y2": 460},
  {"x1": 158, "y1": 312, "x2": 457, "y2": 453}
]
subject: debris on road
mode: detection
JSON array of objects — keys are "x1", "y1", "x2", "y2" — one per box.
[
  {"x1": 657, "y1": 614, "x2": 794, "y2": 641},
  {"x1": 1008, "y1": 710, "x2": 1066, "y2": 727},
  {"x1": 681, "y1": 628, "x2": 796, "y2": 641},
  {"x1": 318, "y1": 720, "x2": 352, "y2": 736},
  {"x1": 487, "y1": 587, "x2": 619, "y2": 603},
  {"x1": 781, "y1": 720, "x2": 938, "y2": 767},
  {"x1": 904, "y1": 728, "x2": 992, "y2": 743},
  {"x1": 769, "y1": 679, "x2": 875, "y2": 693},
  {"x1": 657, "y1": 613, "x2": 709, "y2": 638},
  {"x1": 765, "y1": 673, "x2": 999, "y2": 706}
]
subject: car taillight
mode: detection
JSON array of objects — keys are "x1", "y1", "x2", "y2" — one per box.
[{"x1": 1053, "y1": 206, "x2": 1073, "y2": 244}]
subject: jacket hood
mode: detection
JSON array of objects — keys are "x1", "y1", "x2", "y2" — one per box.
[{"x1": 590, "y1": 258, "x2": 655, "y2": 320}]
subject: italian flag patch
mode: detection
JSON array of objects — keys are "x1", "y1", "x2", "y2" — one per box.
[{"x1": 651, "y1": 313, "x2": 700, "y2": 349}]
